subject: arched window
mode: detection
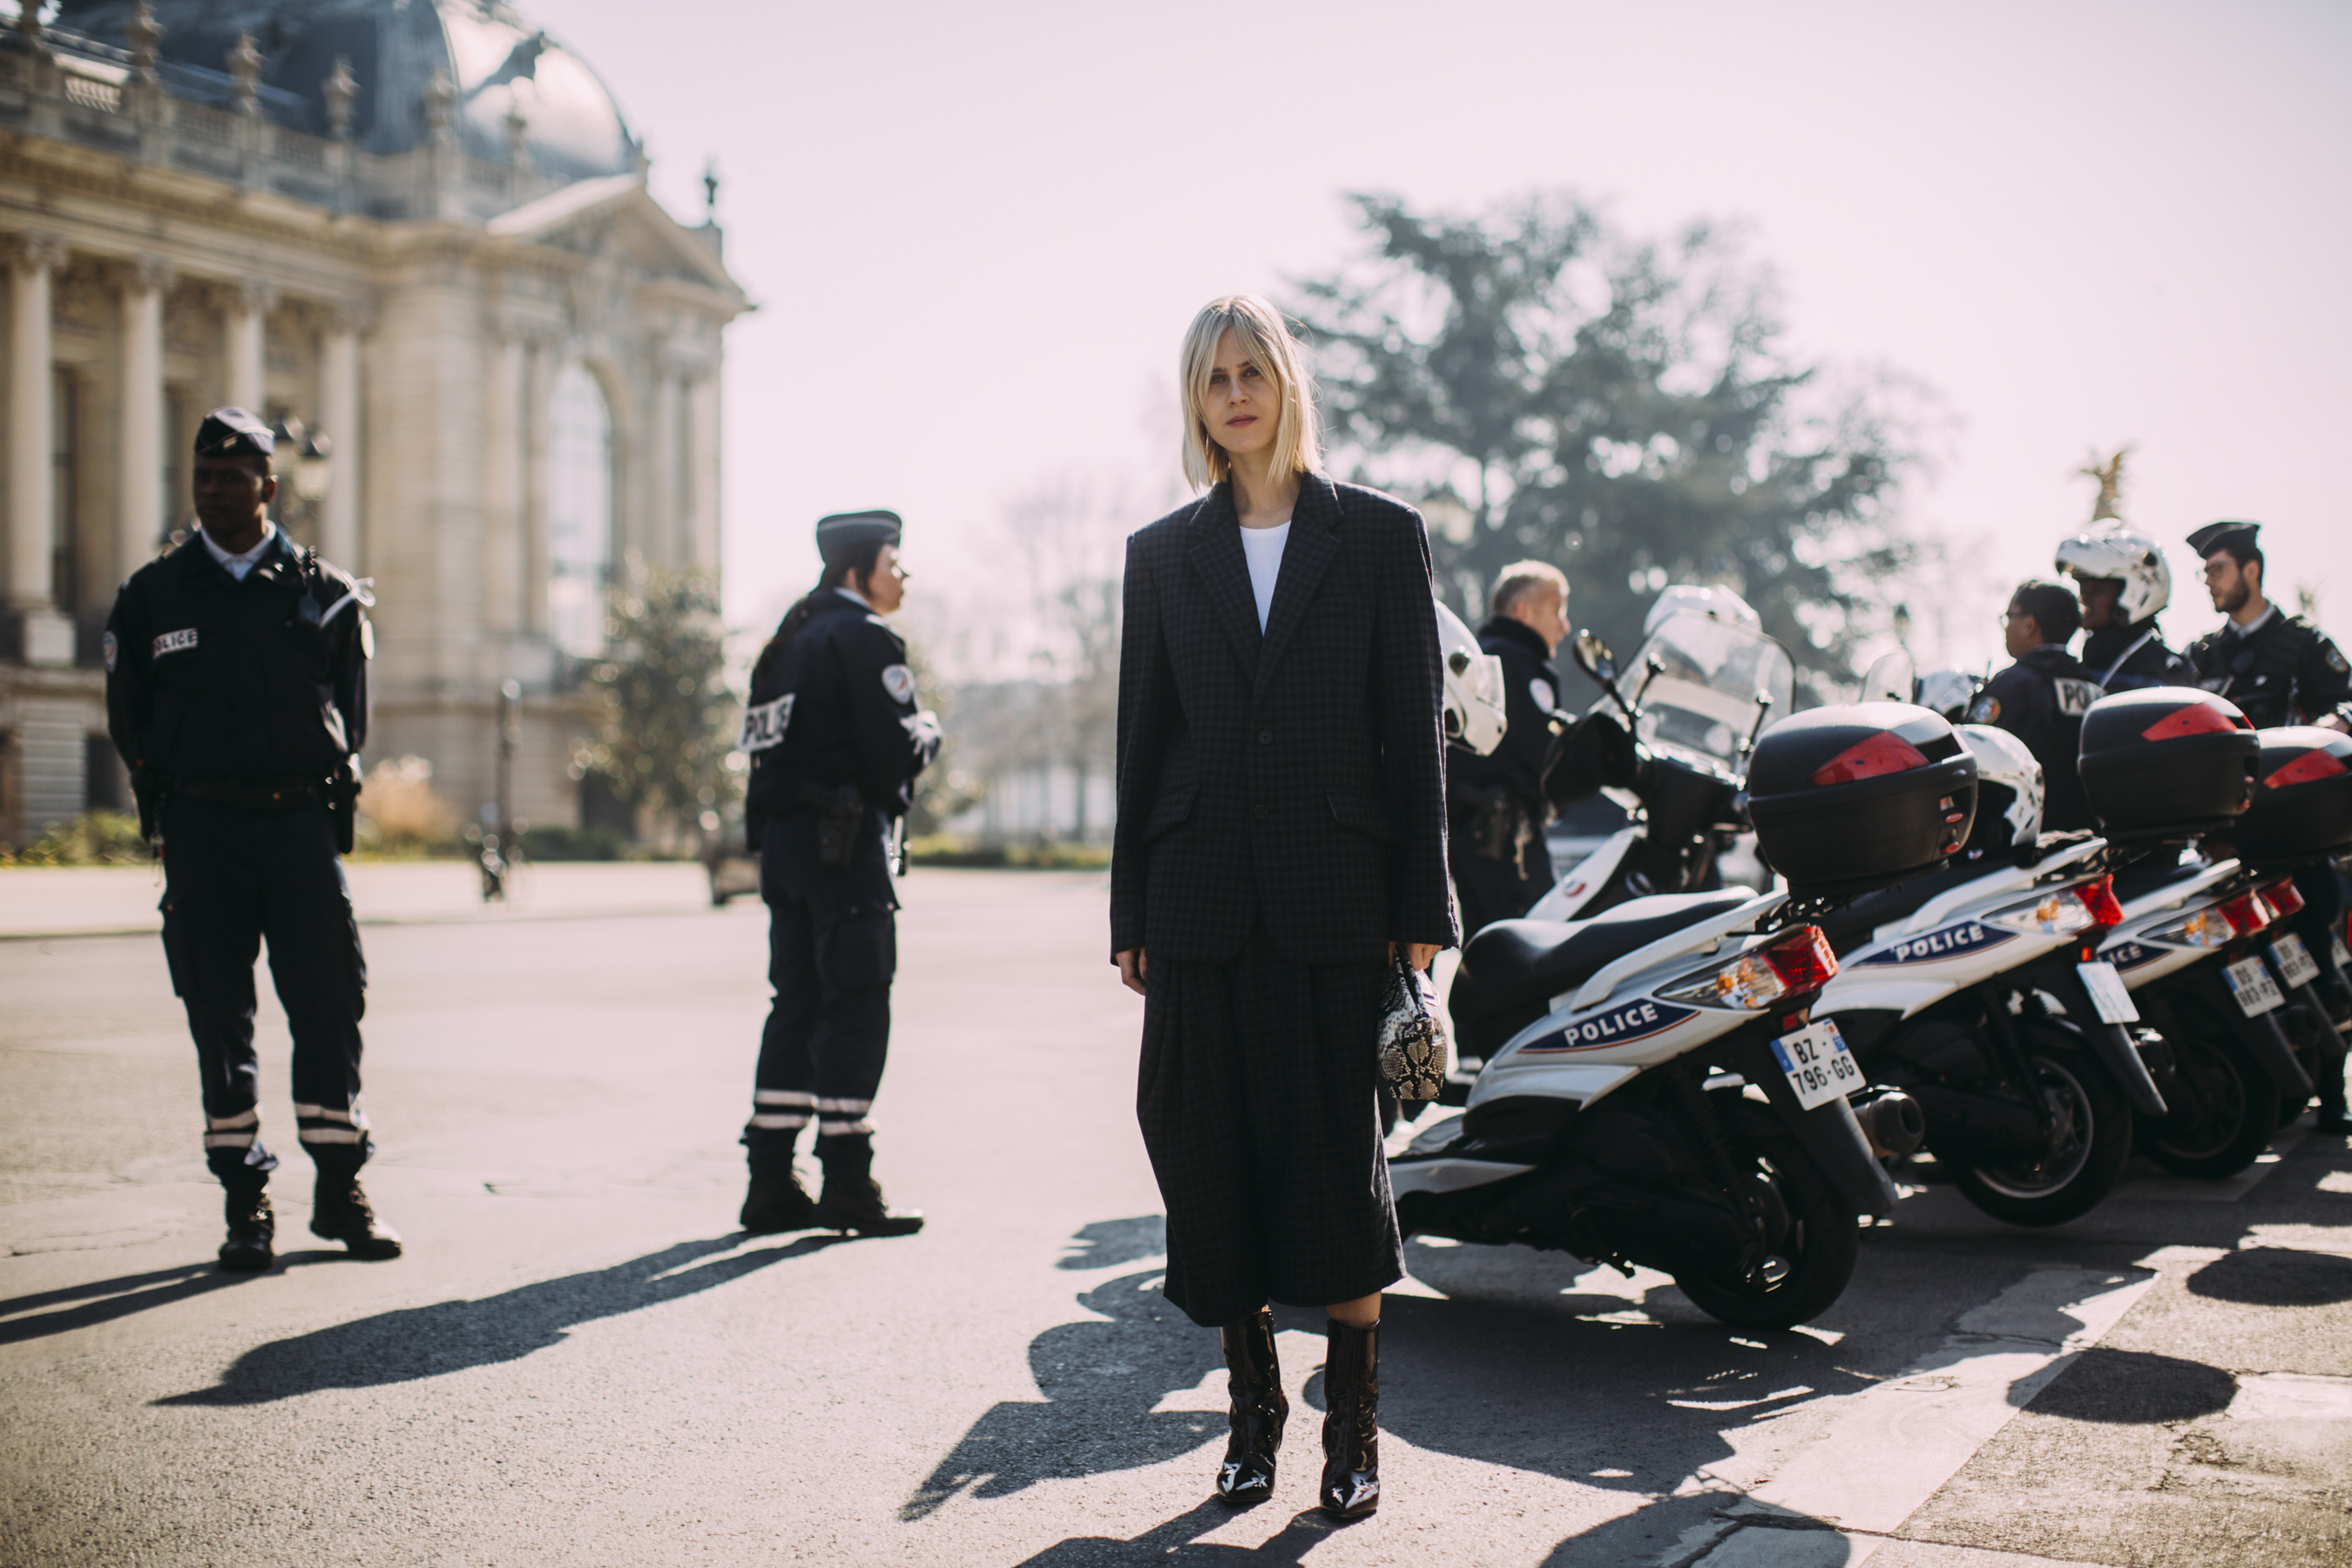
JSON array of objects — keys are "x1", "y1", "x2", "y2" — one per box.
[{"x1": 547, "y1": 362, "x2": 613, "y2": 657}]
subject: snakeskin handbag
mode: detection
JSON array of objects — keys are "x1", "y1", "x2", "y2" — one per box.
[{"x1": 1377, "y1": 951, "x2": 1450, "y2": 1103}]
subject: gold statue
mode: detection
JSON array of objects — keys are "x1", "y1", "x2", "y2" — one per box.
[{"x1": 2076, "y1": 446, "x2": 2131, "y2": 523}]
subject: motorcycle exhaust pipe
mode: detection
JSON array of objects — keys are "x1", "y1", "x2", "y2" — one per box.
[{"x1": 1856, "y1": 1092, "x2": 1926, "y2": 1159}]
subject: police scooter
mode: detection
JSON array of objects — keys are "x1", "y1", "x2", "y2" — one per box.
[
  {"x1": 1521, "y1": 594, "x2": 1791, "y2": 924},
  {"x1": 1409, "y1": 700, "x2": 1976, "y2": 1328},
  {"x1": 1803, "y1": 718, "x2": 2162, "y2": 1228}
]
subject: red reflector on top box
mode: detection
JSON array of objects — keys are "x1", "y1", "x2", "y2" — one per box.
[
  {"x1": 2079, "y1": 688, "x2": 2258, "y2": 844},
  {"x1": 1810, "y1": 733, "x2": 1930, "y2": 787},
  {"x1": 2235, "y1": 727, "x2": 2352, "y2": 867}
]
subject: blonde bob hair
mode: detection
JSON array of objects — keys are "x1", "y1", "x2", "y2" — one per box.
[{"x1": 1179, "y1": 294, "x2": 1323, "y2": 490}]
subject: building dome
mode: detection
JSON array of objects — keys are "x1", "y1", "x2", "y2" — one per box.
[{"x1": 56, "y1": 0, "x2": 638, "y2": 183}]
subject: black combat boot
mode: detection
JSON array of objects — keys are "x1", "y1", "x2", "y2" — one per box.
[
  {"x1": 811, "y1": 1138, "x2": 923, "y2": 1236},
  {"x1": 1215, "y1": 1308, "x2": 1288, "y2": 1505},
  {"x1": 219, "y1": 1188, "x2": 275, "y2": 1273},
  {"x1": 311, "y1": 1175, "x2": 403, "y2": 1259},
  {"x1": 740, "y1": 1168, "x2": 819, "y2": 1233},
  {"x1": 1319, "y1": 1318, "x2": 1382, "y2": 1519}
]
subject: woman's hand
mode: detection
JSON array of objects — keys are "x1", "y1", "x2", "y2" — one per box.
[
  {"x1": 1115, "y1": 949, "x2": 1147, "y2": 995},
  {"x1": 1389, "y1": 941, "x2": 1441, "y2": 972}
]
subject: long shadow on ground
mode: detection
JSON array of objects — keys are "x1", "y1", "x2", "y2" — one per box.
[{"x1": 154, "y1": 1232, "x2": 841, "y2": 1405}]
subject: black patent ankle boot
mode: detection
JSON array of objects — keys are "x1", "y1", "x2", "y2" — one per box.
[
  {"x1": 1215, "y1": 1308, "x2": 1288, "y2": 1504},
  {"x1": 1319, "y1": 1318, "x2": 1381, "y2": 1519}
]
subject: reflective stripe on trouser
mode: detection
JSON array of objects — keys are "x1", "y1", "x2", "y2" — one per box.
[
  {"x1": 161, "y1": 795, "x2": 370, "y2": 1186},
  {"x1": 744, "y1": 838, "x2": 895, "y2": 1175}
]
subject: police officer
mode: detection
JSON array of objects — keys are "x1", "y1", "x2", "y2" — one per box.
[
  {"x1": 1970, "y1": 579, "x2": 2105, "y2": 831},
  {"x1": 2055, "y1": 528, "x2": 2196, "y2": 693},
  {"x1": 1447, "y1": 561, "x2": 1576, "y2": 935},
  {"x1": 2183, "y1": 522, "x2": 2352, "y2": 732},
  {"x1": 104, "y1": 408, "x2": 397, "y2": 1273},
  {"x1": 2186, "y1": 522, "x2": 2352, "y2": 1135},
  {"x1": 737, "y1": 510, "x2": 942, "y2": 1236}
]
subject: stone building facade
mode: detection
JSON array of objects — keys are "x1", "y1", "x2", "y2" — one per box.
[{"x1": 0, "y1": 0, "x2": 747, "y2": 847}]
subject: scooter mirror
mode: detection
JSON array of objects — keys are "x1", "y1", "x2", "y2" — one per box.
[{"x1": 1573, "y1": 628, "x2": 1616, "y2": 684}]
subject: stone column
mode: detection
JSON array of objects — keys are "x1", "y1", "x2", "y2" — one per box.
[
  {"x1": 688, "y1": 370, "x2": 722, "y2": 575},
  {"x1": 223, "y1": 278, "x2": 273, "y2": 411},
  {"x1": 482, "y1": 331, "x2": 525, "y2": 632},
  {"x1": 115, "y1": 257, "x2": 172, "y2": 580},
  {"x1": 647, "y1": 365, "x2": 679, "y2": 567},
  {"x1": 8, "y1": 233, "x2": 65, "y2": 623},
  {"x1": 522, "y1": 336, "x2": 553, "y2": 635},
  {"x1": 319, "y1": 307, "x2": 366, "y2": 568}
]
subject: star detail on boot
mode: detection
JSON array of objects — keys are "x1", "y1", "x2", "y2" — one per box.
[{"x1": 1342, "y1": 1477, "x2": 1380, "y2": 1511}]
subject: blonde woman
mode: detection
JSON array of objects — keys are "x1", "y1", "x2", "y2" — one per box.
[{"x1": 1110, "y1": 295, "x2": 1454, "y2": 1518}]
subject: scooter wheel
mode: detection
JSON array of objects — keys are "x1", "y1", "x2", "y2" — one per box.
[
  {"x1": 2139, "y1": 1030, "x2": 2281, "y2": 1179},
  {"x1": 1950, "y1": 1039, "x2": 2131, "y2": 1226},
  {"x1": 1670, "y1": 1151, "x2": 1859, "y2": 1328}
]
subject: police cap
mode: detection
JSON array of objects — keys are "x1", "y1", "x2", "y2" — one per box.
[
  {"x1": 2186, "y1": 520, "x2": 2260, "y2": 561},
  {"x1": 816, "y1": 509, "x2": 902, "y2": 564},
  {"x1": 194, "y1": 406, "x2": 275, "y2": 461}
]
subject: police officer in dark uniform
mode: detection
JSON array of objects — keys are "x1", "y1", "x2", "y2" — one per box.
[
  {"x1": 737, "y1": 510, "x2": 942, "y2": 1236},
  {"x1": 1447, "y1": 561, "x2": 1582, "y2": 935},
  {"x1": 2055, "y1": 528, "x2": 2196, "y2": 693},
  {"x1": 2183, "y1": 522, "x2": 2352, "y2": 731},
  {"x1": 1970, "y1": 579, "x2": 2105, "y2": 831},
  {"x1": 2185, "y1": 521, "x2": 2352, "y2": 1135},
  {"x1": 104, "y1": 408, "x2": 398, "y2": 1273}
]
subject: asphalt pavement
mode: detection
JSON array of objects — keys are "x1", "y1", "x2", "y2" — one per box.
[{"x1": 2, "y1": 867, "x2": 2348, "y2": 1566}]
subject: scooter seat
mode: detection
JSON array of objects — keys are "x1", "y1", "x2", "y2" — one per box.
[{"x1": 1453, "y1": 890, "x2": 1756, "y2": 1030}]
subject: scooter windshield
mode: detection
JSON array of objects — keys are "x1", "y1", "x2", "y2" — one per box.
[{"x1": 1605, "y1": 612, "x2": 1796, "y2": 774}]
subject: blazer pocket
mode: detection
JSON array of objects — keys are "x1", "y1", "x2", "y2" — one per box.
[
  {"x1": 1143, "y1": 782, "x2": 1199, "y2": 841},
  {"x1": 1326, "y1": 787, "x2": 1394, "y2": 842}
]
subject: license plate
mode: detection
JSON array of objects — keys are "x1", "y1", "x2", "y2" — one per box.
[
  {"x1": 2224, "y1": 955, "x2": 2285, "y2": 1017},
  {"x1": 2077, "y1": 961, "x2": 2141, "y2": 1024},
  {"x1": 2333, "y1": 933, "x2": 2351, "y2": 971},
  {"x1": 1771, "y1": 1021, "x2": 1864, "y2": 1111},
  {"x1": 2271, "y1": 933, "x2": 2322, "y2": 990}
]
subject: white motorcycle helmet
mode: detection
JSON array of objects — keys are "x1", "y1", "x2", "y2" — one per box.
[
  {"x1": 1644, "y1": 584, "x2": 1762, "y2": 637},
  {"x1": 2055, "y1": 529, "x2": 2171, "y2": 625},
  {"x1": 1437, "y1": 599, "x2": 1508, "y2": 756},
  {"x1": 1955, "y1": 723, "x2": 2044, "y2": 850},
  {"x1": 1916, "y1": 669, "x2": 1978, "y2": 724}
]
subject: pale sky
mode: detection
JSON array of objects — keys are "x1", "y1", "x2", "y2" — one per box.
[{"x1": 536, "y1": 0, "x2": 2351, "y2": 679}]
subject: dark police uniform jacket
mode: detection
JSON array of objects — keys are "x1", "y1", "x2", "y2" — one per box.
[
  {"x1": 2083, "y1": 620, "x2": 2194, "y2": 694},
  {"x1": 104, "y1": 530, "x2": 370, "y2": 788},
  {"x1": 2186, "y1": 609, "x2": 2352, "y2": 730},
  {"x1": 1971, "y1": 645, "x2": 2102, "y2": 831},
  {"x1": 1449, "y1": 616, "x2": 1565, "y2": 822},
  {"x1": 742, "y1": 591, "x2": 940, "y2": 912},
  {"x1": 1111, "y1": 473, "x2": 1455, "y2": 965}
]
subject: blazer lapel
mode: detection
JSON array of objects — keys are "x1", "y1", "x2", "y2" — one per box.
[
  {"x1": 1185, "y1": 483, "x2": 1262, "y2": 683},
  {"x1": 1251, "y1": 472, "x2": 1342, "y2": 706}
]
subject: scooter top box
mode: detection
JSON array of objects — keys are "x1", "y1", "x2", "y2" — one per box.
[
  {"x1": 1747, "y1": 702, "x2": 1978, "y2": 897},
  {"x1": 2230, "y1": 726, "x2": 2352, "y2": 867},
  {"x1": 2078, "y1": 687, "x2": 2258, "y2": 844}
]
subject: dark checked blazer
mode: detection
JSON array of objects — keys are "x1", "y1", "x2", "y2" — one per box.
[{"x1": 1111, "y1": 471, "x2": 1456, "y2": 965}]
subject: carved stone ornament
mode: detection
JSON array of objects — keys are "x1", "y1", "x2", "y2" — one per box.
[
  {"x1": 9, "y1": 233, "x2": 70, "y2": 274},
  {"x1": 125, "y1": 3, "x2": 163, "y2": 82},
  {"x1": 118, "y1": 255, "x2": 178, "y2": 296},
  {"x1": 323, "y1": 54, "x2": 359, "y2": 140},
  {"x1": 228, "y1": 277, "x2": 280, "y2": 315},
  {"x1": 227, "y1": 30, "x2": 265, "y2": 118},
  {"x1": 421, "y1": 68, "x2": 456, "y2": 137}
]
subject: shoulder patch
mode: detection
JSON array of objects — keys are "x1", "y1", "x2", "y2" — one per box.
[
  {"x1": 1530, "y1": 677, "x2": 1556, "y2": 713},
  {"x1": 2328, "y1": 646, "x2": 2348, "y2": 673},
  {"x1": 103, "y1": 631, "x2": 118, "y2": 672},
  {"x1": 153, "y1": 627, "x2": 198, "y2": 659},
  {"x1": 880, "y1": 664, "x2": 917, "y2": 703},
  {"x1": 1969, "y1": 695, "x2": 2001, "y2": 724}
]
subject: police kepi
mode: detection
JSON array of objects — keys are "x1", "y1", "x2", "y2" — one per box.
[
  {"x1": 737, "y1": 509, "x2": 942, "y2": 1236},
  {"x1": 104, "y1": 407, "x2": 398, "y2": 1272},
  {"x1": 2184, "y1": 522, "x2": 2352, "y2": 732}
]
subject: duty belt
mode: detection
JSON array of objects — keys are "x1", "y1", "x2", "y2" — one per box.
[{"x1": 172, "y1": 775, "x2": 325, "y2": 811}]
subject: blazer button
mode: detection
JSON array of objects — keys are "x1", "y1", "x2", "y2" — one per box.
[
  {"x1": 1257, "y1": 729, "x2": 1273, "y2": 745},
  {"x1": 1253, "y1": 805, "x2": 1267, "y2": 821}
]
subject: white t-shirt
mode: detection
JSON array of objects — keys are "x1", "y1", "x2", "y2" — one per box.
[{"x1": 1239, "y1": 522, "x2": 1291, "y2": 632}]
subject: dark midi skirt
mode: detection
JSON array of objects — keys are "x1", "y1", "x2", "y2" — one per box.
[{"x1": 1137, "y1": 925, "x2": 1404, "y2": 1328}]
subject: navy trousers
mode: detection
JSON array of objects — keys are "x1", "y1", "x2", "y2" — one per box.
[
  {"x1": 744, "y1": 826, "x2": 897, "y2": 1175},
  {"x1": 159, "y1": 794, "x2": 371, "y2": 1190}
]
